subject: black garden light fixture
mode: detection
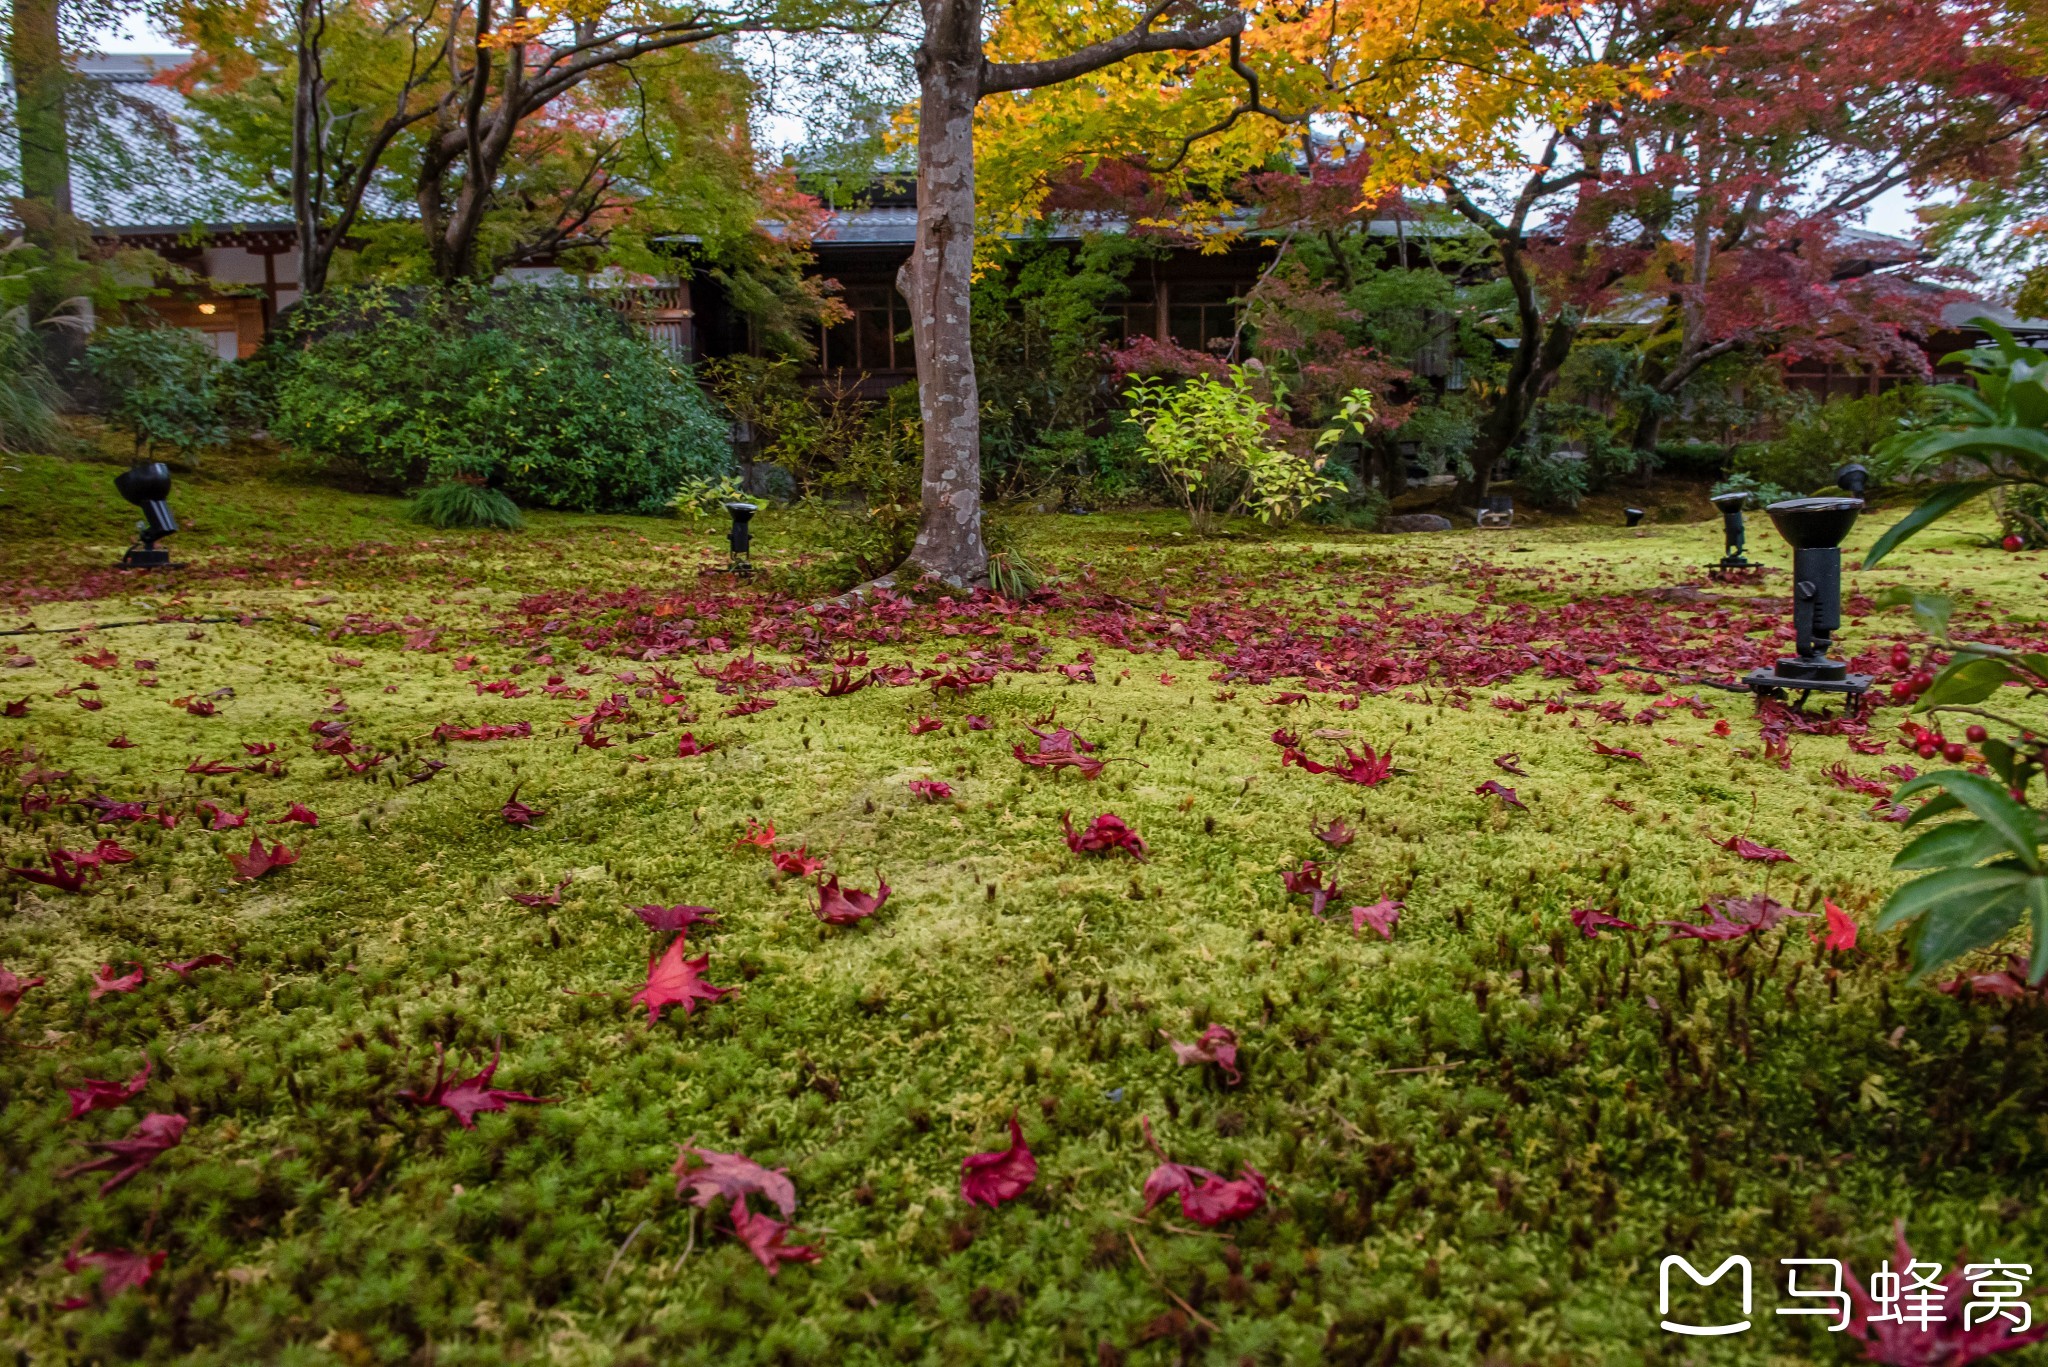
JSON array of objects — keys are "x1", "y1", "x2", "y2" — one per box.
[
  {"x1": 112, "y1": 460, "x2": 178, "y2": 568},
  {"x1": 1743, "y1": 497, "x2": 1872, "y2": 704},
  {"x1": 1836, "y1": 462, "x2": 1870, "y2": 497},
  {"x1": 1624, "y1": 507, "x2": 1645, "y2": 528},
  {"x1": 722, "y1": 500, "x2": 758, "y2": 577},
  {"x1": 1709, "y1": 490, "x2": 1756, "y2": 573}
]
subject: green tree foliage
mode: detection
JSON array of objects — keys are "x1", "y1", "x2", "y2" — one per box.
[
  {"x1": 271, "y1": 284, "x2": 730, "y2": 512},
  {"x1": 1732, "y1": 388, "x2": 1935, "y2": 495},
  {"x1": 970, "y1": 232, "x2": 1160, "y2": 500},
  {"x1": 1866, "y1": 317, "x2": 2048, "y2": 566},
  {"x1": 82, "y1": 326, "x2": 228, "y2": 462}
]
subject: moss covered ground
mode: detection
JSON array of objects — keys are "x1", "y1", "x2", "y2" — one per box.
[{"x1": 5, "y1": 449, "x2": 2048, "y2": 1365}]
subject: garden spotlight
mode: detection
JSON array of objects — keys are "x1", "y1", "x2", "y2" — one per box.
[
  {"x1": 1743, "y1": 497, "x2": 1872, "y2": 704},
  {"x1": 722, "y1": 500, "x2": 758, "y2": 577},
  {"x1": 1709, "y1": 491, "x2": 1755, "y2": 572},
  {"x1": 113, "y1": 460, "x2": 178, "y2": 568},
  {"x1": 1624, "y1": 507, "x2": 1645, "y2": 528},
  {"x1": 1836, "y1": 463, "x2": 1869, "y2": 497}
]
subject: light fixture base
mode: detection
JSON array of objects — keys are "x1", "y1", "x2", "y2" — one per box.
[
  {"x1": 119, "y1": 546, "x2": 176, "y2": 569},
  {"x1": 1742, "y1": 665, "x2": 1871, "y2": 703}
]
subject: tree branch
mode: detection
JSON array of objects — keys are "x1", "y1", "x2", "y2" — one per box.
[{"x1": 979, "y1": 6, "x2": 1244, "y2": 95}]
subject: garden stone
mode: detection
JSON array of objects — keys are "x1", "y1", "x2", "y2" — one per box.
[{"x1": 1386, "y1": 513, "x2": 1454, "y2": 534}]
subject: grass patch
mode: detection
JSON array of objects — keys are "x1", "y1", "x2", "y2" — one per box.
[{"x1": 3, "y1": 449, "x2": 2047, "y2": 1364}]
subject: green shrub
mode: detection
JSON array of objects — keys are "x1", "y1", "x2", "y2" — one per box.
[
  {"x1": 1711, "y1": 471, "x2": 1798, "y2": 509},
  {"x1": 406, "y1": 480, "x2": 524, "y2": 530},
  {"x1": 1125, "y1": 367, "x2": 1344, "y2": 532},
  {"x1": 1996, "y1": 484, "x2": 2048, "y2": 549},
  {"x1": 272, "y1": 284, "x2": 731, "y2": 513},
  {"x1": 83, "y1": 325, "x2": 227, "y2": 461},
  {"x1": 1733, "y1": 388, "x2": 1930, "y2": 494},
  {"x1": 1515, "y1": 451, "x2": 1589, "y2": 510}
]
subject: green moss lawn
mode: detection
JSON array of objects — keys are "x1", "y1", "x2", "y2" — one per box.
[{"x1": 5, "y1": 449, "x2": 2048, "y2": 1365}]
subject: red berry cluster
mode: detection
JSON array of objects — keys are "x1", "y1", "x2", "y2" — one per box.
[{"x1": 1898, "y1": 720, "x2": 1975, "y2": 763}]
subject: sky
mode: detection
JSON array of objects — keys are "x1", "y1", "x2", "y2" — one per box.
[{"x1": 94, "y1": 11, "x2": 1938, "y2": 242}]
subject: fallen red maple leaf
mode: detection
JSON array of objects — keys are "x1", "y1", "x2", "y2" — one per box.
[
  {"x1": 1569, "y1": 906, "x2": 1640, "y2": 939},
  {"x1": 1492, "y1": 752, "x2": 1528, "y2": 776},
  {"x1": 1474, "y1": 780, "x2": 1525, "y2": 810},
  {"x1": 674, "y1": 1145, "x2": 797, "y2": 1220},
  {"x1": 58, "y1": 1112, "x2": 187, "y2": 1193},
  {"x1": 225, "y1": 836, "x2": 298, "y2": 881},
  {"x1": 106, "y1": 734, "x2": 134, "y2": 748},
  {"x1": 183, "y1": 758, "x2": 242, "y2": 776},
  {"x1": 814, "y1": 874, "x2": 889, "y2": 926},
  {"x1": 1714, "y1": 834, "x2": 1793, "y2": 863},
  {"x1": 507, "y1": 878, "x2": 572, "y2": 907},
  {"x1": 242, "y1": 742, "x2": 278, "y2": 757},
  {"x1": 1350, "y1": 898, "x2": 1404, "y2": 940},
  {"x1": 162, "y1": 954, "x2": 232, "y2": 980},
  {"x1": 397, "y1": 1043, "x2": 554, "y2": 1128},
  {"x1": 0, "y1": 963, "x2": 46, "y2": 1015},
  {"x1": 634, "y1": 904, "x2": 719, "y2": 932},
  {"x1": 1310, "y1": 817, "x2": 1354, "y2": 847},
  {"x1": 89, "y1": 962, "x2": 147, "y2": 999},
  {"x1": 631, "y1": 937, "x2": 731, "y2": 1023},
  {"x1": 270, "y1": 803, "x2": 319, "y2": 826},
  {"x1": 1590, "y1": 740, "x2": 1644, "y2": 762},
  {"x1": 1660, "y1": 893, "x2": 1813, "y2": 942},
  {"x1": 60, "y1": 1230, "x2": 165, "y2": 1307},
  {"x1": 772, "y1": 846, "x2": 825, "y2": 877},
  {"x1": 500, "y1": 787, "x2": 544, "y2": 827},
  {"x1": 1061, "y1": 811, "x2": 1148, "y2": 860},
  {"x1": 730, "y1": 1196, "x2": 822, "y2": 1274},
  {"x1": 1812, "y1": 897, "x2": 1859, "y2": 951},
  {"x1": 1279, "y1": 860, "x2": 1341, "y2": 918},
  {"x1": 907, "y1": 778, "x2": 952, "y2": 802},
  {"x1": 675, "y1": 731, "x2": 717, "y2": 757},
  {"x1": 1163, "y1": 1024, "x2": 1241, "y2": 1084},
  {"x1": 66, "y1": 1061, "x2": 152, "y2": 1121},
  {"x1": 909, "y1": 715, "x2": 944, "y2": 734},
  {"x1": 7, "y1": 854, "x2": 88, "y2": 893},
  {"x1": 960, "y1": 1115, "x2": 1037, "y2": 1207},
  {"x1": 1140, "y1": 1118, "x2": 1267, "y2": 1227},
  {"x1": 733, "y1": 818, "x2": 776, "y2": 850},
  {"x1": 724, "y1": 697, "x2": 777, "y2": 717},
  {"x1": 197, "y1": 801, "x2": 249, "y2": 830}
]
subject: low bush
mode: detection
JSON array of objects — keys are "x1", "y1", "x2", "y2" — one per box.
[
  {"x1": 82, "y1": 325, "x2": 227, "y2": 462},
  {"x1": 1733, "y1": 388, "x2": 1932, "y2": 494},
  {"x1": 271, "y1": 284, "x2": 730, "y2": 513}
]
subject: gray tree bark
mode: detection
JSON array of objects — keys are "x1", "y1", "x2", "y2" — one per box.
[{"x1": 888, "y1": 0, "x2": 1244, "y2": 588}]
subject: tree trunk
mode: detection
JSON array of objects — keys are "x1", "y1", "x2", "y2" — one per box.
[
  {"x1": 9, "y1": 0, "x2": 71, "y2": 238},
  {"x1": 899, "y1": 0, "x2": 988, "y2": 587},
  {"x1": 292, "y1": 0, "x2": 330, "y2": 297}
]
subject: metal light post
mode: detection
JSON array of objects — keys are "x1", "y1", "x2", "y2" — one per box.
[
  {"x1": 1743, "y1": 497, "x2": 1872, "y2": 704},
  {"x1": 112, "y1": 461, "x2": 178, "y2": 568},
  {"x1": 1710, "y1": 490, "x2": 1755, "y2": 573},
  {"x1": 722, "y1": 500, "x2": 758, "y2": 577}
]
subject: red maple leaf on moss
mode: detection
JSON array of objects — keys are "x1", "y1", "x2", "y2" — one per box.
[
  {"x1": 89, "y1": 962, "x2": 147, "y2": 999},
  {"x1": 58, "y1": 1112, "x2": 187, "y2": 1193},
  {"x1": 1061, "y1": 811, "x2": 1148, "y2": 859},
  {"x1": 730, "y1": 1197, "x2": 822, "y2": 1274},
  {"x1": 673, "y1": 1146, "x2": 797, "y2": 1217},
  {"x1": 1139, "y1": 1117, "x2": 1266, "y2": 1227},
  {"x1": 733, "y1": 819, "x2": 776, "y2": 850},
  {"x1": 813, "y1": 875, "x2": 889, "y2": 926},
  {"x1": 771, "y1": 847, "x2": 824, "y2": 877},
  {"x1": 1163, "y1": 1024, "x2": 1241, "y2": 1084},
  {"x1": 0, "y1": 963, "x2": 46, "y2": 1015},
  {"x1": 397, "y1": 1044, "x2": 554, "y2": 1128},
  {"x1": 1714, "y1": 834, "x2": 1792, "y2": 863},
  {"x1": 60, "y1": 1230, "x2": 164, "y2": 1307},
  {"x1": 630, "y1": 938, "x2": 730, "y2": 1023},
  {"x1": 960, "y1": 1115, "x2": 1037, "y2": 1207},
  {"x1": 66, "y1": 1061, "x2": 152, "y2": 1121},
  {"x1": 225, "y1": 836, "x2": 297, "y2": 881},
  {"x1": 633, "y1": 904, "x2": 718, "y2": 933}
]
